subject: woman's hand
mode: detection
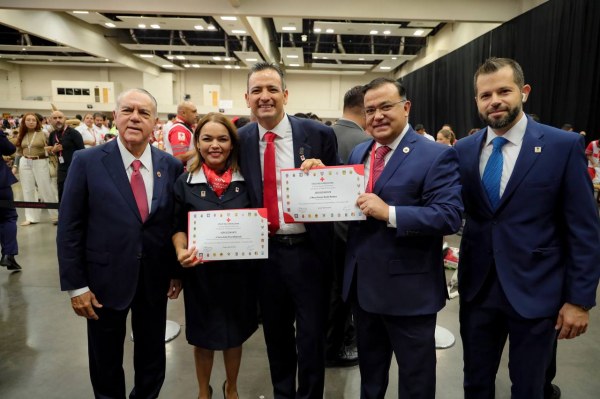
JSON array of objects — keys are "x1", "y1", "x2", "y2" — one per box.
[{"x1": 176, "y1": 246, "x2": 203, "y2": 267}]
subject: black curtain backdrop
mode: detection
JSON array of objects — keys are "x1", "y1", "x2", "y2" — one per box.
[{"x1": 402, "y1": 0, "x2": 600, "y2": 140}]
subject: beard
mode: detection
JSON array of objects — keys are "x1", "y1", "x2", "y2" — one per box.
[{"x1": 479, "y1": 105, "x2": 521, "y2": 130}]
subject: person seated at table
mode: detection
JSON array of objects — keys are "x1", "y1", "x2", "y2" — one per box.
[{"x1": 172, "y1": 112, "x2": 258, "y2": 399}]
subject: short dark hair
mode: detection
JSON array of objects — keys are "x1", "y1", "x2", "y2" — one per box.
[
  {"x1": 561, "y1": 123, "x2": 573, "y2": 131},
  {"x1": 363, "y1": 77, "x2": 407, "y2": 99},
  {"x1": 93, "y1": 112, "x2": 105, "y2": 120},
  {"x1": 474, "y1": 57, "x2": 525, "y2": 95},
  {"x1": 343, "y1": 85, "x2": 365, "y2": 111},
  {"x1": 167, "y1": 113, "x2": 177, "y2": 120},
  {"x1": 247, "y1": 62, "x2": 286, "y2": 91},
  {"x1": 414, "y1": 124, "x2": 425, "y2": 131}
]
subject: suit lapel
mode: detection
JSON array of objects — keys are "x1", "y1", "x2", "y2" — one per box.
[
  {"x1": 373, "y1": 130, "x2": 418, "y2": 195},
  {"x1": 497, "y1": 125, "x2": 543, "y2": 210},
  {"x1": 244, "y1": 124, "x2": 264, "y2": 205},
  {"x1": 102, "y1": 141, "x2": 142, "y2": 222},
  {"x1": 148, "y1": 147, "x2": 166, "y2": 220},
  {"x1": 290, "y1": 116, "x2": 313, "y2": 167},
  {"x1": 470, "y1": 131, "x2": 495, "y2": 212}
]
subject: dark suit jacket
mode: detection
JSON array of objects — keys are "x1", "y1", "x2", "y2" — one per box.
[
  {"x1": 454, "y1": 117, "x2": 600, "y2": 318},
  {"x1": 57, "y1": 140, "x2": 183, "y2": 310},
  {"x1": 332, "y1": 118, "x2": 369, "y2": 165},
  {"x1": 0, "y1": 129, "x2": 17, "y2": 188},
  {"x1": 48, "y1": 126, "x2": 84, "y2": 176},
  {"x1": 343, "y1": 129, "x2": 463, "y2": 316},
  {"x1": 237, "y1": 115, "x2": 339, "y2": 259}
]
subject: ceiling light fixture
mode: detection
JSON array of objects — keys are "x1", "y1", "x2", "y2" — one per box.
[
  {"x1": 313, "y1": 28, "x2": 322, "y2": 33},
  {"x1": 286, "y1": 55, "x2": 299, "y2": 59},
  {"x1": 380, "y1": 66, "x2": 392, "y2": 70},
  {"x1": 232, "y1": 30, "x2": 246, "y2": 34},
  {"x1": 224, "y1": 57, "x2": 231, "y2": 61},
  {"x1": 192, "y1": 64, "x2": 200, "y2": 68},
  {"x1": 358, "y1": 57, "x2": 365, "y2": 61},
  {"x1": 370, "y1": 30, "x2": 378, "y2": 35},
  {"x1": 234, "y1": 66, "x2": 241, "y2": 69},
  {"x1": 166, "y1": 55, "x2": 174, "y2": 60},
  {"x1": 213, "y1": 56, "x2": 222, "y2": 61},
  {"x1": 194, "y1": 25, "x2": 204, "y2": 30},
  {"x1": 105, "y1": 22, "x2": 116, "y2": 28},
  {"x1": 221, "y1": 16, "x2": 237, "y2": 21},
  {"x1": 225, "y1": 65, "x2": 232, "y2": 69},
  {"x1": 289, "y1": 63, "x2": 300, "y2": 67},
  {"x1": 207, "y1": 25, "x2": 216, "y2": 30},
  {"x1": 140, "y1": 54, "x2": 154, "y2": 58},
  {"x1": 150, "y1": 24, "x2": 160, "y2": 29},
  {"x1": 176, "y1": 55, "x2": 186, "y2": 60},
  {"x1": 162, "y1": 65, "x2": 174, "y2": 68},
  {"x1": 73, "y1": 11, "x2": 89, "y2": 14},
  {"x1": 391, "y1": 56, "x2": 398, "y2": 60},
  {"x1": 325, "y1": 28, "x2": 334, "y2": 33},
  {"x1": 246, "y1": 58, "x2": 257, "y2": 62},
  {"x1": 183, "y1": 64, "x2": 191, "y2": 68},
  {"x1": 414, "y1": 29, "x2": 424, "y2": 36},
  {"x1": 138, "y1": 24, "x2": 146, "y2": 28},
  {"x1": 383, "y1": 30, "x2": 391, "y2": 35},
  {"x1": 282, "y1": 26, "x2": 297, "y2": 31}
]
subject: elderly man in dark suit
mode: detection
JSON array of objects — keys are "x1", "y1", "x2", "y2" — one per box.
[
  {"x1": 57, "y1": 88, "x2": 183, "y2": 399},
  {"x1": 343, "y1": 77, "x2": 463, "y2": 399},
  {"x1": 455, "y1": 57, "x2": 600, "y2": 399},
  {"x1": 238, "y1": 62, "x2": 338, "y2": 399},
  {"x1": 0, "y1": 128, "x2": 20, "y2": 270}
]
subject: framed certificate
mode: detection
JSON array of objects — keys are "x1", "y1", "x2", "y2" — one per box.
[
  {"x1": 281, "y1": 165, "x2": 366, "y2": 222},
  {"x1": 187, "y1": 208, "x2": 268, "y2": 261}
]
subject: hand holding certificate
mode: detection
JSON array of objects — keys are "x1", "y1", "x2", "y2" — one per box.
[
  {"x1": 187, "y1": 208, "x2": 269, "y2": 261},
  {"x1": 281, "y1": 165, "x2": 366, "y2": 222}
]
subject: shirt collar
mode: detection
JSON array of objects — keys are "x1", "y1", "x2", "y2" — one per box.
[
  {"x1": 374, "y1": 123, "x2": 409, "y2": 151},
  {"x1": 187, "y1": 167, "x2": 244, "y2": 184},
  {"x1": 484, "y1": 112, "x2": 528, "y2": 147},
  {"x1": 117, "y1": 136, "x2": 153, "y2": 171},
  {"x1": 258, "y1": 114, "x2": 292, "y2": 141}
]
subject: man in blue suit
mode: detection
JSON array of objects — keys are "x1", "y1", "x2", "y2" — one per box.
[
  {"x1": 454, "y1": 57, "x2": 600, "y2": 399},
  {"x1": 342, "y1": 77, "x2": 463, "y2": 398},
  {"x1": 57, "y1": 88, "x2": 183, "y2": 399},
  {"x1": 238, "y1": 62, "x2": 338, "y2": 399},
  {"x1": 0, "y1": 128, "x2": 20, "y2": 270}
]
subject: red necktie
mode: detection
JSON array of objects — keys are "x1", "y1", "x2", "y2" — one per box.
[
  {"x1": 263, "y1": 132, "x2": 280, "y2": 235},
  {"x1": 131, "y1": 160, "x2": 149, "y2": 222},
  {"x1": 371, "y1": 145, "x2": 391, "y2": 189}
]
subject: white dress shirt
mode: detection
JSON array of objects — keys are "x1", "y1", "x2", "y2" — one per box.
[
  {"x1": 258, "y1": 114, "x2": 306, "y2": 235},
  {"x1": 479, "y1": 113, "x2": 528, "y2": 197},
  {"x1": 364, "y1": 124, "x2": 409, "y2": 227}
]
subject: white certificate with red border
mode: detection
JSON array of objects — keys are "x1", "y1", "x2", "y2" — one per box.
[
  {"x1": 187, "y1": 208, "x2": 268, "y2": 261},
  {"x1": 281, "y1": 165, "x2": 366, "y2": 223}
]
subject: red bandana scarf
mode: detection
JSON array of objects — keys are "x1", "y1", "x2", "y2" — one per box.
[{"x1": 202, "y1": 163, "x2": 233, "y2": 197}]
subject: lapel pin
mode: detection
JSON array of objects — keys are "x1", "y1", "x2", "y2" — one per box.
[
  {"x1": 235, "y1": 187, "x2": 240, "y2": 193},
  {"x1": 156, "y1": 171, "x2": 161, "y2": 177},
  {"x1": 534, "y1": 146, "x2": 542, "y2": 153},
  {"x1": 403, "y1": 147, "x2": 410, "y2": 153},
  {"x1": 201, "y1": 191, "x2": 206, "y2": 197},
  {"x1": 300, "y1": 155, "x2": 306, "y2": 161}
]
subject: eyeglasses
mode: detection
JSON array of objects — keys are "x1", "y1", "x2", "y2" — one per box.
[{"x1": 365, "y1": 100, "x2": 407, "y2": 117}]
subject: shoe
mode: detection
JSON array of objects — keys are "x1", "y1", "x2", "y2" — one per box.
[
  {"x1": 325, "y1": 346, "x2": 359, "y2": 368},
  {"x1": 19, "y1": 221, "x2": 37, "y2": 226},
  {"x1": 546, "y1": 384, "x2": 561, "y2": 399},
  {"x1": 222, "y1": 380, "x2": 239, "y2": 399},
  {"x1": 0, "y1": 255, "x2": 21, "y2": 271}
]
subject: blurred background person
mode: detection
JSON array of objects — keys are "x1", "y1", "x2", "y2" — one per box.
[
  {"x1": 15, "y1": 112, "x2": 58, "y2": 225},
  {"x1": 436, "y1": 128, "x2": 456, "y2": 146},
  {"x1": 77, "y1": 113, "x2": 101, "y2": 148},
  {"x1": 172, "y1": 113, "x2": 258, "y2": 399},
  {"x1": 0, "y1": 127, "x2": 21, "y2": 270}
]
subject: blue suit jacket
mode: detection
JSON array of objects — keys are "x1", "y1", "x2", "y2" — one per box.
[
  {"x1": 57, "y1": 140, "x2": 183, "y2": 310},
  {"x1": 454, "y1": 118, "x2": 600, "y2": 318},
  {"x1": 237, "y1": 115, "x2": 339, "y2": 258},
  {"x1": 0, "y1": 130, "x2": 17, "y2": 188},
  {"x1": 343, "y1": 129, "x2": 463, "y2": 316}
]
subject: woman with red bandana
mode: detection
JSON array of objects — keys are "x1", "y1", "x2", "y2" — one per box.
[{"x1": 172, "y1": 113, "x2": 257, "y2": 399}]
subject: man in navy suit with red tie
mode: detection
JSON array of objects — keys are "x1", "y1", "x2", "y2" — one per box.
[
  {"x1": 343, "y1": 77, "x2": 463, "y2": 398},
  {"x1": 57, "y1": 89, "x2": 183, "y2": 398},
  {"x1": 454, "y1": 57, "x2": 600, "y2": 399},
  {"x1": 238, "y1": 62, "x2": 338, "y2": 399}
]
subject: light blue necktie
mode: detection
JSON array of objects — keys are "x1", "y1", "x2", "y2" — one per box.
[{"x1": 482, "y1": 137, "x2": 508, "y2": 209}]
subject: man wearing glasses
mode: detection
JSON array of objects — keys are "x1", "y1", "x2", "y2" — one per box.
[{"x1": 342, "y1": 77, "x2": 463, "y2": 398}]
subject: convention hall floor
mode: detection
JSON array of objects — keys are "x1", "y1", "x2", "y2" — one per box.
[{"x1": 1, "y1": 188, "x2": 600, "y2": 398}]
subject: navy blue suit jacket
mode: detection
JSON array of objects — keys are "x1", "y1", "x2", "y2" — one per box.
[
  {"x1": 0, "y1": 130, "x2": 17, "y2": 188},
  {"x1": 454, "y1": 118, "x2": 600, "y2": 318},
  {"x1": 57, "y1": 140, "x2": 183, "y2": 310},
  {"x1": 237, "y1": 115, "x2": 339, "y2": 258},
  {"x1": 343, "y1": 129, "x2": 463, "y2": 316}
]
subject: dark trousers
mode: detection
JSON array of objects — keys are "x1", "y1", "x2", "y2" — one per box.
[
  {"x1": 460, "y1": 271, "x2": 556, "y2": 399},
  {"x1": 352, "y1": 298, "x2": 437, "y2": 399},
  {"x1": 259, "y1": 238, "x2": 328, "y2": 399},
  {"x1": 0, "y1": 186, "x2": 18, "y2": 255},
  {"x1": 326, "y1": 231, "x2": 355, "y2": 359},
  {"x1": 57, "y1": 171, "x2": 67, "y2": 201},
  {"x1": 87, "y1": 278, "x2": 167, "y2": 399}
]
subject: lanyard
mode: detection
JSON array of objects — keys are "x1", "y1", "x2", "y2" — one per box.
[{"x1": 26, "y1": 130, "x2": 38, "y2": 155}]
